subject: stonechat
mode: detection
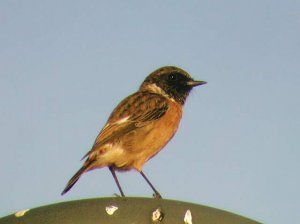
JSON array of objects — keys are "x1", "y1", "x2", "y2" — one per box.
[{"x1": 61, "y1": 66, "x2": 206, "y2": 198}]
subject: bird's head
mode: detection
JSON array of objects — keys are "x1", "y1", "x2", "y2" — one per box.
[{"x1": 140, "y1": 66, "x2": 207, "y2": 104}]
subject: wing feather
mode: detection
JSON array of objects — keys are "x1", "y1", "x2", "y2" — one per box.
[{"x1": 81, "y1": 92, "x2": 168, "y2": 160}]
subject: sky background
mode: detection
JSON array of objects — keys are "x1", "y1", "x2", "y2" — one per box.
[{"x1": 0, "y1": 1, "x2": 299, "y2": 223}]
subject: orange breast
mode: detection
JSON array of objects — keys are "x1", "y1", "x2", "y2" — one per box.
[
  {"x1": 88, "y1": 99, "x2": 183, "y2": 172},
  {"x1": 119, "y1": 99, "x2": 182, "y2": 171}
]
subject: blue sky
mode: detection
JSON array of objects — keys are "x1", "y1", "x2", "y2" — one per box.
[{"x1": 1, "y1": 1, "x2": 299, "y2": 223}]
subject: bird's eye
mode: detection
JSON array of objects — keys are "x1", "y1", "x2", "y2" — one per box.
[{"x1": 168, "y1": 73, "x2": 177, "y2": 81}]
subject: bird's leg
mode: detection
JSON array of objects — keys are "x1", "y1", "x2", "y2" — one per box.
[
  {"x1": 140, "y1": 171, "x2": 162, "y2": 199},
  {"x1": 109, "y1": 166, "x2": 125, "y2": 197}
]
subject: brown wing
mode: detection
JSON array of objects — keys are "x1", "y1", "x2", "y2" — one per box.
[{"x1": 81, "y1": 92, "x2": 169, "y2": 160}]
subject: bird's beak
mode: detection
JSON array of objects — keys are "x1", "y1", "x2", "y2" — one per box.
[{"x1": 187, "y1": 80, "x2": 207, "y2": 87}]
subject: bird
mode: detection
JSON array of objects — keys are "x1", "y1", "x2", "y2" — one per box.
[{"x1": 61, "y1": 66, "x2": 206, "y2": 198}]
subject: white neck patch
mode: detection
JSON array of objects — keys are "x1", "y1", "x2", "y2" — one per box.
[
  {"x1": 146, "y1": 83, "x2": 169, "y2": 97},
  {"x1": 140, "y1": 83, "x2": 176, "y2": 102}
]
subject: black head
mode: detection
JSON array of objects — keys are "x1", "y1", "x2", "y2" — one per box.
[{"x1": 140, "y1": 66, "x2": 207, "y2": 104}]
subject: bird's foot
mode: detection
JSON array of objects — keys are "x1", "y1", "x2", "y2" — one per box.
[
  {"x1": 113, "y1": 193, "x2": 123, "y2": 197},
  {"x1": 153, "y1": 192, "x2": 162, "y2": 199}
]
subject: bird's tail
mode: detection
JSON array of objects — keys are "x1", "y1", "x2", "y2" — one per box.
[{"x1": 61, "y1": 161, "x2": 93, "y2": 195}]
